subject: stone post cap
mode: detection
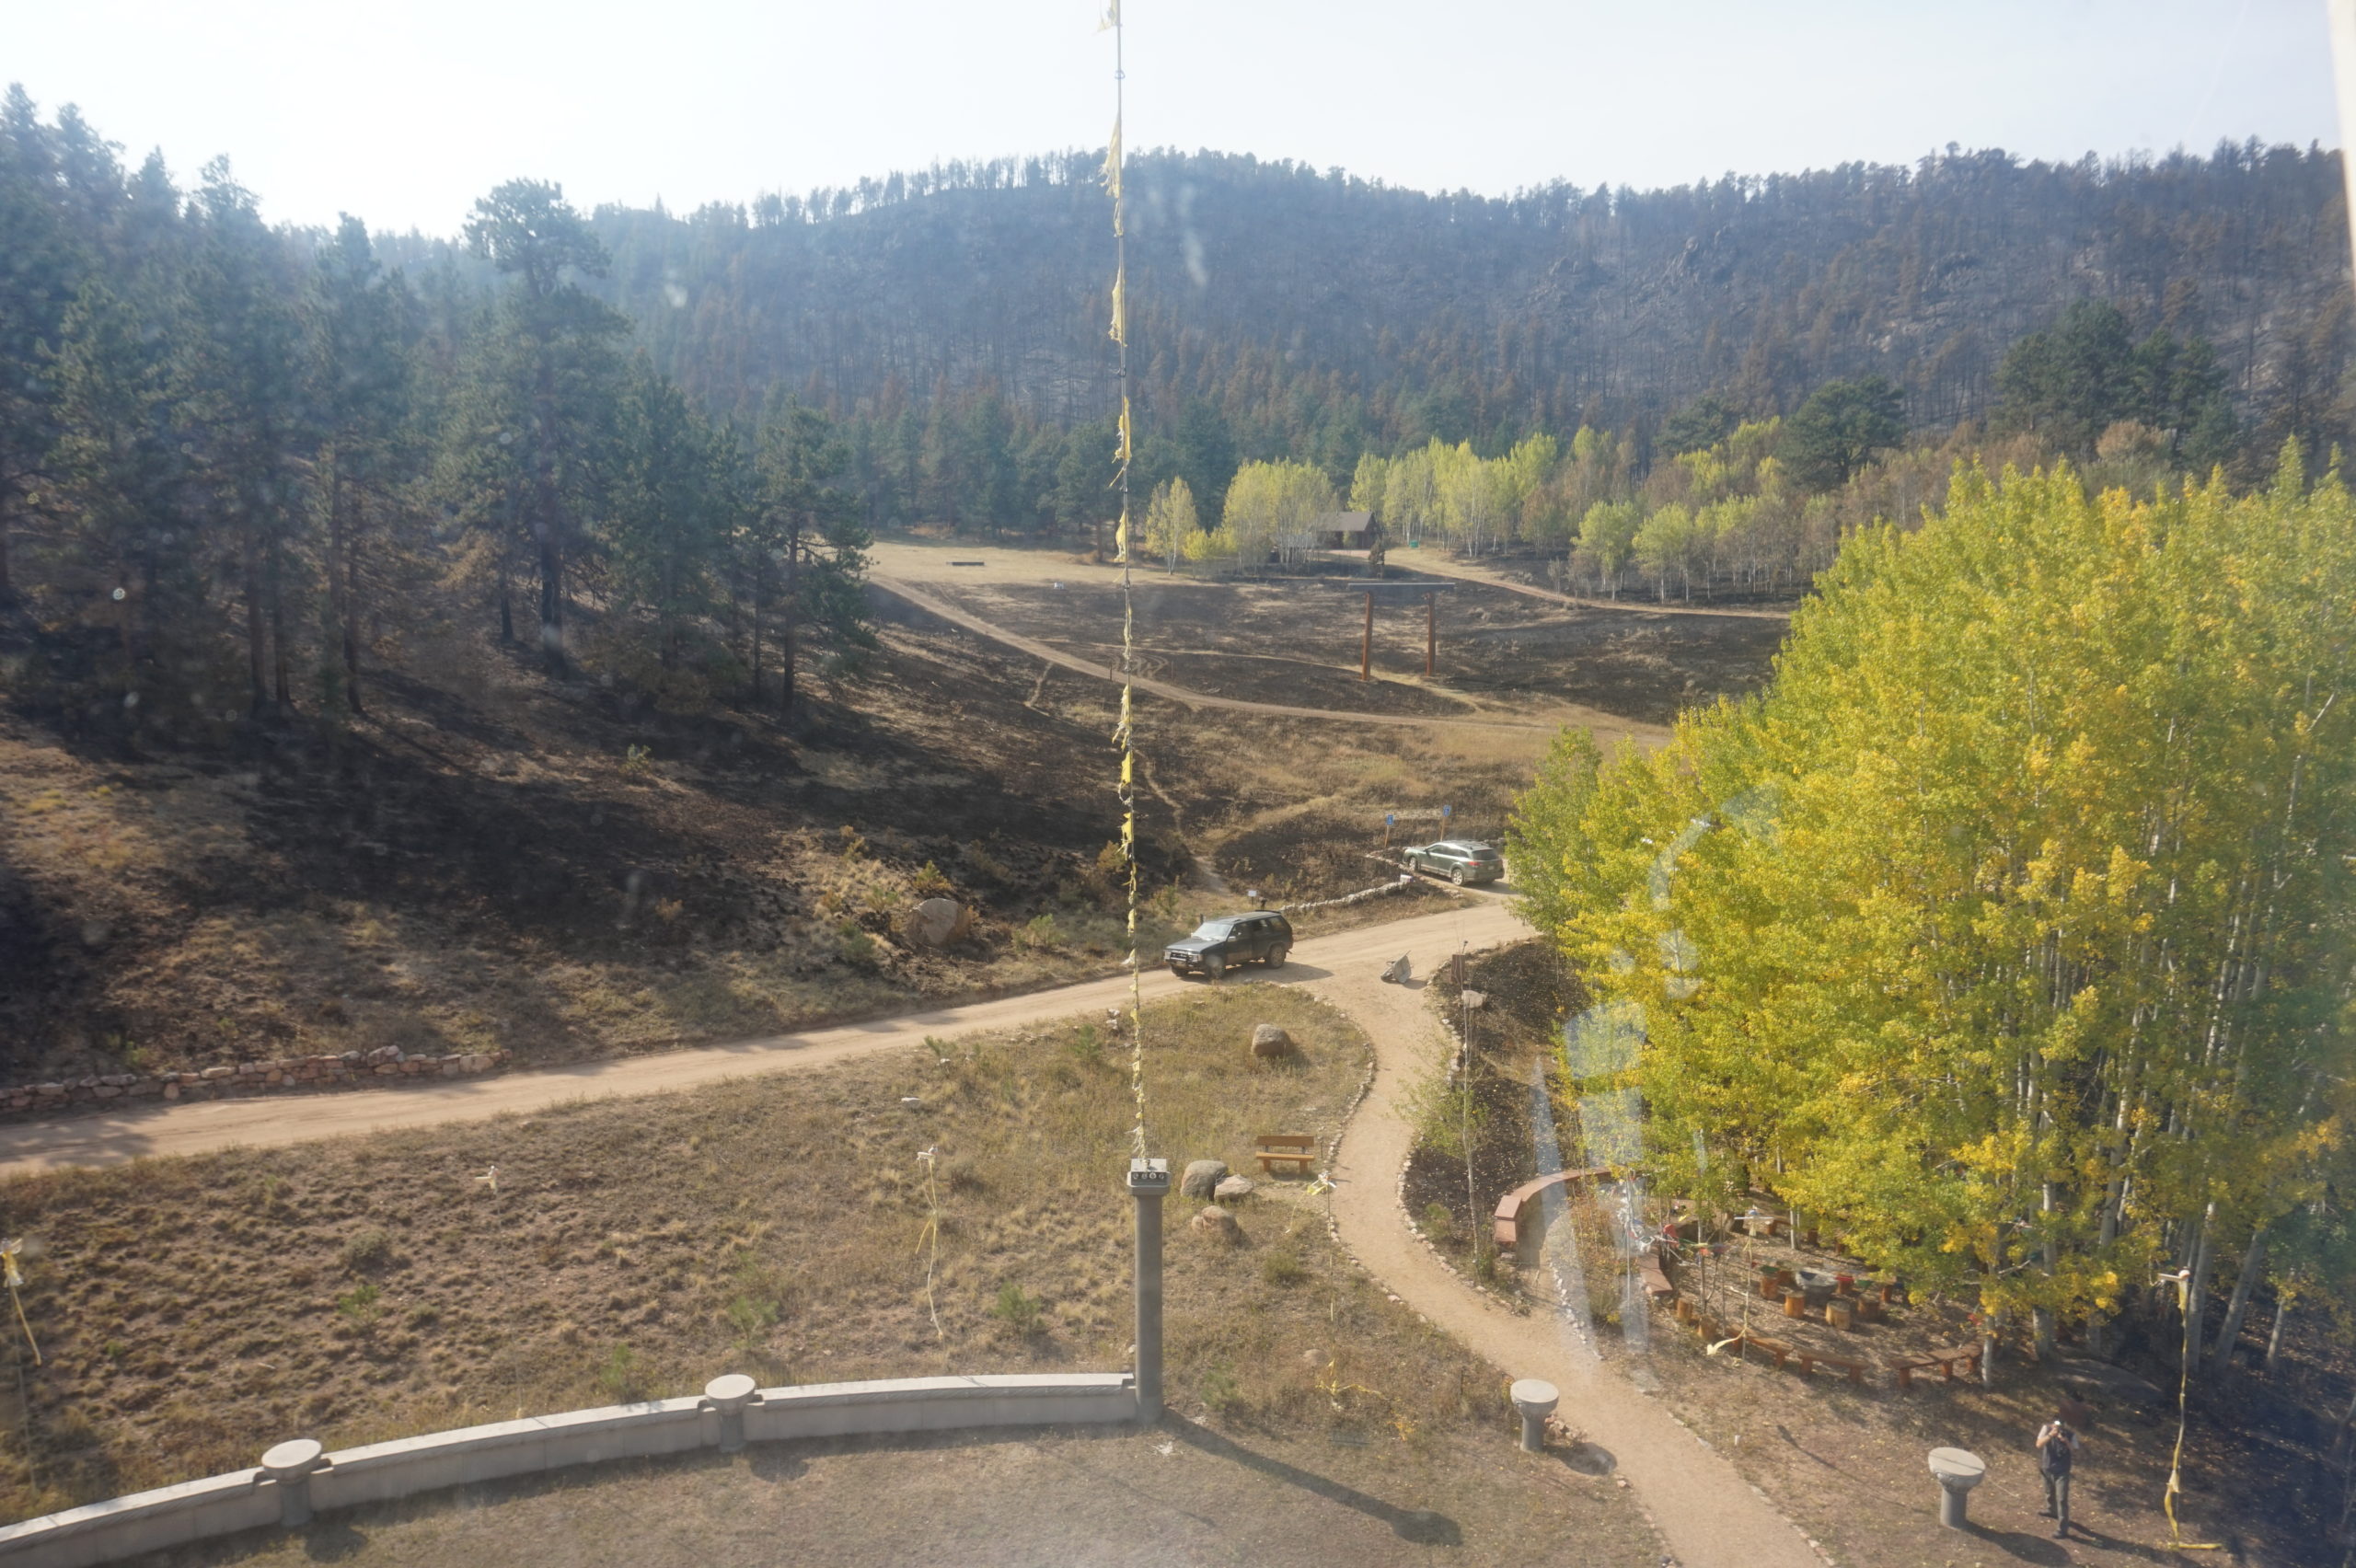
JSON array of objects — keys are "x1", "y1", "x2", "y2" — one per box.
[
  {"x1": 259, "y1": 1439, "x2": 327, "y2": 1481},
  {"x1": 703, "y1": 1374, "x2": 759, "y2": 1409},
  {"x1": 1927, "y1": 1447, "x2": 1986, "y2": 1488},
  {"x1": 1508, "y1": 1378, "x2": 1560, "y2": 1416},
  {"x1": 1126, "y1": 1158, "x2": 1171, "y2": 1194}
]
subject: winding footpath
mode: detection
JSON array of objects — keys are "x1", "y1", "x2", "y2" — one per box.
[{"x1": 0, "y1": 894, "x2": 1819, "y2": 1568}]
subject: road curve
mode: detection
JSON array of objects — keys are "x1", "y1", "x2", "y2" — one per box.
[
  {"x1": 0, "y1": 894, "x2": 1820, "y2": 1568},
  {"x1": 873, "y1": 574, "x2": 1668, "y2": 747},
  {"x1": 0, "y1": 904, "x2": 1524, "y2": 1175}
]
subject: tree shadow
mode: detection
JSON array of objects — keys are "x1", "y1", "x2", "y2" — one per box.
[{"x1": 1165, "y1": 1416, "x2": 1462, "y2": 1544}]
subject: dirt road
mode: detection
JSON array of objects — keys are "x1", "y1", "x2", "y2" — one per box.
[
  {"x1": 1401, "y1": 550, "x2": 1796, "y2": 621},
  {"x1": 0, "y1": 891, "x2": 1819, "y2": 1568},
  {"x1": 874, "y1": 574, "x2": 1585, "y2": 735},
  {"x1": 0, "y1": 903, "x2": 1524, "y2": 1175},
  {"x1": 1303, "y1": 959, "x2": 1825, "y2": 1568}
]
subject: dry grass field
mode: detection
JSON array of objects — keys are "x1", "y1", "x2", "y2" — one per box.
[{"x1": 0, "y1": 984, "x2": 1625, "y2": 1545}]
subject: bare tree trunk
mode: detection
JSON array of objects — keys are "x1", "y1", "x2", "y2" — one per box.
[
  {"x1": 533, "y1": 353, "x2": 565, "y2": 675},
  {"x1": 2182, "y1": 1204, "x2": 2216, "y2": 1376},
  {"x1": 2207, "y1": 1223, "x2": 2269, "y2": 1382},
  {"x1": 2263, "y1": 1296, "x2": 2291, "y2": 1377},
  {"x1": 747, "y1": 551, "x2": 765, "y2": 707},
  {"x1": 268, "y1": 536, "x2": 291, "y2": 714},
  {"x1": 779, "y1": 530, "x2": 800, "y2": 714},
  {"x1": 243, "y1": 528, "x2": 268, "y2": 718},
  {"x1": 343, "y1": 496, "x2": 365, "y2": 715}
]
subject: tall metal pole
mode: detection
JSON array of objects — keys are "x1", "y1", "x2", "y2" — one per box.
[
  {"x1": 1126, "y1": 1158, "x2": 1169, "y2": 1421},
  {"x1": 1361, "y1": 590, "x2": 1373, "y2": 681}
]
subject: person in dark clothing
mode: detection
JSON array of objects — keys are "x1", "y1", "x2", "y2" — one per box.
[{"x1": 2037, "y1": 1413, "x2": 2077, "y2": 1537}]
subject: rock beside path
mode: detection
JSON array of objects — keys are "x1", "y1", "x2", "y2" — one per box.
[
  {"x1": 1251, "y1": 1024, "x2": 1293, "y2": 1058},
  {"x1": 1191, "y1": 1205, "x2": 1242, "y2": 1243},
  {"x1": 907, "y1": 898, "x2": 972, "y2": 948},
  {"x1": 1214, "y1": 1175, "x2": 1256, "y2": 1202},
  {"x1": 1181, "y1": 1159, "x2": 1229, "y2": 1200}
]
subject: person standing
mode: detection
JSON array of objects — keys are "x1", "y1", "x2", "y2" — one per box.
[{"x1": 2036, "y1": 1412, "x2": 2077, "y2": 1537}]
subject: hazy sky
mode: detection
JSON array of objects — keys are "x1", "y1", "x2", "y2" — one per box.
[{"x1": 1, "y1": 0, "x2": 2338, "y2": 236}]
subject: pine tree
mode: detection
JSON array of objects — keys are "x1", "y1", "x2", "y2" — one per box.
[
  {"x1": 463, "y1": 179, "x2": 628, "y2": 673},
  {"x1": 303, "y1": 215, "x2": 419, "y2": 715}
]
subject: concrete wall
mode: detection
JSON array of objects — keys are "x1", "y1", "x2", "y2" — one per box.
[{"x1": 0, "y1": 1373, "x2": 1135, "y2": 1568}]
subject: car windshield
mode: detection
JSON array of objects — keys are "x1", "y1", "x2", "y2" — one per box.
[{"x1": 1188, "y1": 920, "x2": 1240, "y2": 940}]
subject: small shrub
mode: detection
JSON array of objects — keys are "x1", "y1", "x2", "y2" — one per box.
[
  {"x1": 596, "y1": 1343, "x2": 647, "y2": 1402},
  {"x1": 1065, "y1": 1023, "x2": 1103, "y2": 1066},
  {"x1": 939, "y1": 1154, "x2": 984, "y2": 1193},
  {"x1": 963, "y1": 843, "x2": 1011, "y2": 884},
  {"x1": 341, "y1": 1228, "x2": 391, "y2": 1273},
  {"x1": 1199, "y1": 1361, "x2": 1241, "y2": 1413},
  {"x1": 1017, "y1": 913, "x2": 1060, "y2": 951},
  {"x1": 837, "y1": 921, "x2": 879, "y2": 968},
  {"x1": 1260, "y1": 1251, "x2": 1306, "y2": 1287},
  {"x1": 989, "y1": 1283, "x2": 1045, "y2": 1336},
  {"x1": 407, "y1": 1304, "x2": 440, "y2": 1328},
  {"x1": 620, "y1": 743, "x2": 654, "y2": 776},
  {"x1": 837, "y1": 824, "x2": 868, "y2": 860},
  {"x1": 1420, "y1": 1204, "x2": 1455, "y2": 1243},
  {"x1": 335, "y1": 1283, "x2": 383, "y2": 1329},
  {"x1": 1085, "y1": 840, "x2": 1131, "y2": 900},
  {"x1": 725, "y1": 1292, "x2": 780, "y2": 1342},
  {"x1": 911, "y1": 861, "x2": 953, "y2": 898}
]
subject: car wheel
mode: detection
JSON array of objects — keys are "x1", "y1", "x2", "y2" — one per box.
[
  {"x1": 1168, "y1": 963, "x2": 1187, "y2": 976},
  {"x1": 1267, "y1": 946, "x2": 1288, "y2": 969},
  {"x1": 1449, "y1": 868, "x2": 1466, "y2": 886},
  {"x1": 1204, "y1": 953, "x2": 1225, "y2": 979}
]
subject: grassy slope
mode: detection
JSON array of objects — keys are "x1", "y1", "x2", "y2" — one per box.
[{"x1": 0, "y1": 985, "x2": 1646, "y2": 1559}]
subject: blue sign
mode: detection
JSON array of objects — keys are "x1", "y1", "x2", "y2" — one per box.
[
  {"x1": 1442, "y1": 804, "x2": 1452, "y2": 818},
  {"x1": 1385, "y1": 813, "x2": 1396, "y2": 826}
]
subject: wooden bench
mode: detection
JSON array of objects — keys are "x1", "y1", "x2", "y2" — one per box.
[
  {"x1": 1636, "y1": 1255, "x2": 1675, "y2": 1302},
  {"x1": 1253, "y1": 1134, "x2": 1317, "y2": 1175},
  {"x1": 1794, "y1": 1350, "x2": 1869, "y2": 1385},
  {"x1": 1888, "y1": 1344, "x2": 1981, "y2": 1390},
  {"x1": 1489, "y1": 1167, "x2": 1614, "y2": 1252}
]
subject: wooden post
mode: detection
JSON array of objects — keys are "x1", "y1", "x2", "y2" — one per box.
[
  {"x1": 1426, "y1": 592, "x2": 1436, "y2": 677},
  {"x1": 1361, "y1": 590, "x2": 1373, "y2": 681}
]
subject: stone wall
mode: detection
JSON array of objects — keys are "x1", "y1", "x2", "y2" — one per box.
[
  {"x1": 0, "y1": 1372, "x2": 1136, "y2": 1568},
  {"x1": 0, "y1": 1046, "x2": 511, "y2": 1117}
]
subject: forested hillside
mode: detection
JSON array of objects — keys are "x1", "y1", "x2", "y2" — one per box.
[{"x1": 506, "y1": 143, "x2": 2351, "y2": 500}]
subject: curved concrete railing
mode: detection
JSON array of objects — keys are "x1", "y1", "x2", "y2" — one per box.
[{"x1": 0, "y1": 1372, "x2": 1135, "y2": 1568}]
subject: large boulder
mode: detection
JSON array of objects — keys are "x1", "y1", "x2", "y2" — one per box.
[
  {"x1": 1250, "y1": 1023, "x2": 1293, "y2": 1059},
  {"x1": 907, "y1": 898, "x2": 972, "y2": 948},
  {"x1": 1181, "y1": 1159, "x2": 1229, "y2": 1200},
  {"x1": 1214, "y1": 1175, "x2": 1256, "y2": 1203},
  {"x1": 1190, "y1": 1205, "x2": 1242, "y2": 1244}
]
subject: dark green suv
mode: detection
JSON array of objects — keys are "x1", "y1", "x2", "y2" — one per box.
[
  {"x1": 1163, "y1": 912, "x2": 1294, "y2": 978},
  {"x1": 1403, "y1": 839, "x2": 1504, "y2": 885}
]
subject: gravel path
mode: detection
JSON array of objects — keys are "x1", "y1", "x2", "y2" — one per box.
[{"x1": 1302, "y1": 940, "x2": 1826, "y2": 1568}]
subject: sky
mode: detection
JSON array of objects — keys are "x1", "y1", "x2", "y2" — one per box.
[{"x1": 0, "y1": 0, "x2": 2339, "y2": 236}]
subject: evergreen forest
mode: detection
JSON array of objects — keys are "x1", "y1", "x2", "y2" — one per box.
[{"x1": 6, "y1": 89, "x2": 2354, "y2": 732}]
